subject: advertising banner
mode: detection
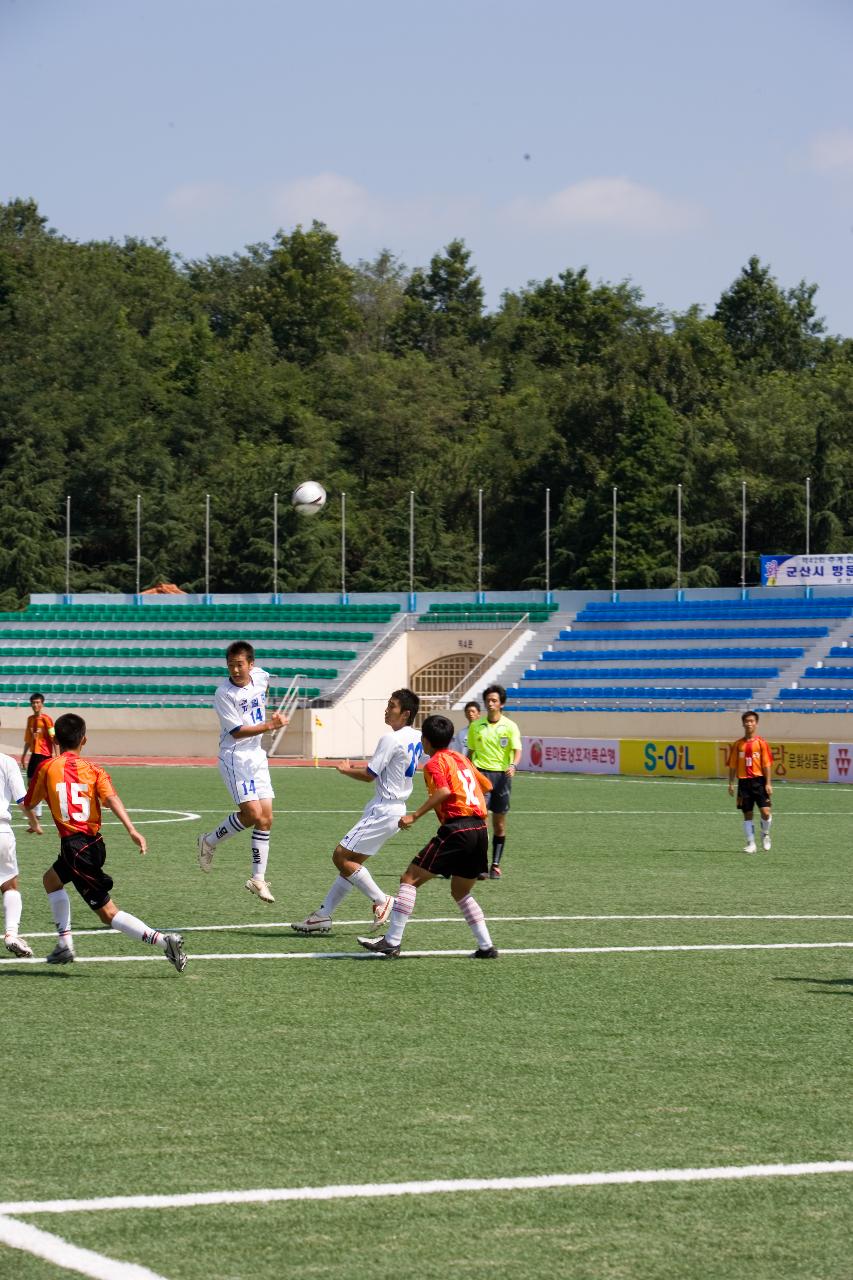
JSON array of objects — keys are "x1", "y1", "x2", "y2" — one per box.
[
  {"x1": 520, "y1": 737, "x2": 620, "y2": 774},
  {"x1": 621, "y1": 739, "x2": 719, "y2": 777},
  {"x1": 829, "y1": 744, "x2": 853, "y2": 784},
  {"x1": 761, "y1": 553, "x2": 853, "y2": 586}
]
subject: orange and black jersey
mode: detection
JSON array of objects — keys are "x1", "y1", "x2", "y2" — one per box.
[
  {"x1": 727, "y1": 735, "x2": 773, "y2": 780},
  {"x1": 24, "y1": 752, "x2": 116, "y2": 838},
  {"x1": 423, "y1": 749, "x2": 492, "y2": 824},
  {"x1": 25, "y1": 712, "x2": 55, "y2": 758}
]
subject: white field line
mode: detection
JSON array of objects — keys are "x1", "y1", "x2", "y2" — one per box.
[
  {"x1": 0, "y1": 1214, "x2": 168, "y2": 1279},
  {"x1": 3, "y1": 940, "x2": 853, "y2": 966},
  {"x1": 15, "y1": 912, "x2": 853, "y2": 942},
  {"x1": 3, "y1": 1160, "x2": 853, "y2": 1217}
]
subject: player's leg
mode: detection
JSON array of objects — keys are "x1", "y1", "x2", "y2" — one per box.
[
  {"x1": 451, "y1": 875, "x2": 497, "y2": 957},
  {"x1": 488, "y1": 773, "x2": 511, "y2": 876},
  {"x1": 358, "y1": 863, "x2": 433, "y2": 955},
  {"x1": 741, "y1": 799, "x2": 757, "y2": 853},
  {"x1": 759, "y1": 801, "x2": 772, "y2": 851},
  {"x1": 43, "y1": 863, "x2": 75, "y2": 962},
  {"x1": 2, "y1": 862, "x2": 33, "y2": 957},
  {"x1": 96, "y1": 898, "x2": 187, "y2": 972},
  {"x1": 293, "y1": 809, "x2": 398, "y2": 934},
  {"x1": 197, "y1": 757, "x2": 257, "y2": 871},
  {"x1": 242, "y1": 792, "x2": 275, "y2": 902}
]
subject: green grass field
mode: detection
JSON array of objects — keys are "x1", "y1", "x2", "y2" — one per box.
[{"x1": 2, "y1": 766, "x2": 852, "y2": 1279}]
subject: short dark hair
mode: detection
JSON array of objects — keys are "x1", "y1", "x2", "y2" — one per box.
[
  {"x1": 483, "y1": 684, "x2": 507, "y2": 705},
  {"x1": 421, "y1": 714, "x2": 455, "y2": 751},
  {"x1": 29, "y1": 692, "x2": 45, "y2": 704},
  {"x1": 741, "y1": 709, "x2": 760, "y2": 723},
  {"x1": 55, "y1": 713, "x2": 86, "y2": 751},
  {"x1": 391, "y1": 688, "x2": 419, "y2": 725},
  {"x1": 464, "y1": 700, "x2": 481, "y2": 714},
  {"x1": 226, "y1": 640, "x2": 255, "y2": 663}
]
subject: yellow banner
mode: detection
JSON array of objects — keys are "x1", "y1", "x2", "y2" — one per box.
[
  {"x1": 621, "y1": 739, "x2": 719, "y2": 777},
  {"x1": 717, "y1": 740, "x2": 829, "y2": 782}
]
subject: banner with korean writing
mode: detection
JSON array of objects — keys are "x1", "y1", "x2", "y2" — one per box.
[
  {"x1": 520, "y1": 737, "x2": 620, "y2": 774},
  {"x1": 761, "y1": 553, "x2": 853, "y2": 586},
  {"x1": 622, "y1": 739, "x2": 720, "y2": 777},
  {"x1": 829, "y1": 744, "x2": 853, "y2": 784}
]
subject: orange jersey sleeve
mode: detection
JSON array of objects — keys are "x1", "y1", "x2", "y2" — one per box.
[
  {"x1": 25, "y1": 754, "x2": 115, "y2": 838},
  {"x1": 728, "y1": 736, "x2": 773, "y2": 779},
  {"x1": 424, "y1": 749, "x2": 488, "y2": 823}
]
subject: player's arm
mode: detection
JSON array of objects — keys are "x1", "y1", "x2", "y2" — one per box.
[
  {"x1": 104, "y1": 792, "x2": 147, "y2": 856},
  {"x1": 399, "y1": 786, "x2": 451, "y2": 829},
  {"x1": 726, "y1": 745, "x2": 737, "y2": 794},
  {"x1": 470, "y1": 763, "x2": 493, "y2": 793},
  {"x1": 763, "y1": 741, "x2": 773, "y2": 796},
  {"x1": 230, "y1": 712, "x2": 285, "y2": 739},
  {"x1": 17, "y1": 798, "x2": 42, "y2": 835}
]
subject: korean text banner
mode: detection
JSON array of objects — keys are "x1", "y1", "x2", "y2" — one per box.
[
  {"x1": 717, "y1": 740, "x2": 829, "y2": 782},
  {"x1": 761, "y1": 553, "x2": 853, "y2": 586},
  {"x1": 520, "y1": 737, "x2": 620, "y2": 774}
]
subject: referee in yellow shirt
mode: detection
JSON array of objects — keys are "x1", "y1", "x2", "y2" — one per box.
[{"x1": 466, "y1": 684, "x2": 522, "y2": 878}]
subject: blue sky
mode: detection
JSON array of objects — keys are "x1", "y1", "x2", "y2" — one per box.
[{"x1": 3, "y1": 0, "x2": 853, "y2": 332}]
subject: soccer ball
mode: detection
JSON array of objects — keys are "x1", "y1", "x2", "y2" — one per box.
[{"x1": 291, "y1": 481, "x2": 327, "y2": 516}]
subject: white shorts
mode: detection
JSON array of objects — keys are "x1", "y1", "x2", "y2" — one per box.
[
  {"x1": 339, "y1": 801, "x2": 405, "y2": 858},
  {"x1": 0, "y1": 830, "x2": 19, "y2": 884},
  {"x1": 218, "y1": 751, "x2": 275, "y2": 806}
]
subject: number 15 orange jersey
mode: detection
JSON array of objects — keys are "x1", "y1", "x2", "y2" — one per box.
[{"x1": 25, "y1": 752, "x2": 116, "y2": 838}]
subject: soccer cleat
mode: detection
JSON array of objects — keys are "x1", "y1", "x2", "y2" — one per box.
[
  {"x1": 477, "y1": 872, "x2": 488, "y2": 881},
  {"x1": 291, "y1": 913, "x2": 332, "y2": 935},
  {"x1": 4, "y1": 934, "x2": 34, "y2": 958},
  {"x1": 245, "y1": 877, "x2": 275, "y2": 904},
  {"x1": 743, "y1": 841, "x2": 757, "y2": 854},
  {"x1": 46, "y1": 940, "x2": 75, "y2": 965},
  {"x1": 762, "y1": 835, "x2": 772, "y2": 852},
  {"x1": 356, "y1": 934, "x2": 401, "y2": 958},
  {"x1": 163, "y1": 933, "x2": 188, "y2": 973},
  {"x1": 471, "y1": 946, "x2": 499, "y2": 959},
  {"x1": 369, "y1": 894, "x2": 394, "y2": 933},
  {"x1": 489, "y1": 865, "x2": 502, "y2": 879},
  {"x1": 197, "y1": 833, "x2": 216, "y2": 873}
]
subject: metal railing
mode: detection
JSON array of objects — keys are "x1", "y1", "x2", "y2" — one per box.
[
  {"x1": 436, "y1": 613, "x2": 533, "y2": 709},
  {"x1": 267, "y1": 673, "x2": 309, "y2": 757}
]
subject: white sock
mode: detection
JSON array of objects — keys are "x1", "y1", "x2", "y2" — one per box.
[
  {"x1": 319, "y1": 876, "x2": 353, "y2": 918},
  {"x1": 34, "y1": 803, "x2": 43, "y2": 818},
  {"x1": 457, "y1": 893, "x2": 493, "y2": 949},
  {"x1": 761, "y1": 815, "x2": 772, "y2": 837},
  {"x1": 347, "y1": 865, "x2": 386, "y2": 905},
  {"x1": 111, "y1": 910, "x2": 166, "y2": 950},
  {"x1": 385, "y1": 883, "x2": 416, "y2": 947},
  {"x1": 251, "y1": 829, "x2": 270, "y2": 880},
  {"x1": 207, "y1": 813, "x2": 246, "y2": 845},
  {"x1": 3, "y1": 888, "x2": 22, "y2": 937},
  {"x1": 744, "y1": 820, "x2": 755, "y2": 842},
  {"x1": 48, "y1": 887, "x2": 73, "y2": 942}
]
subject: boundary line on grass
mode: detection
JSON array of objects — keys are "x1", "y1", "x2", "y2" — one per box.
[
  {"x1": 0, "y1": 1214, "x2": 167, "y2": 1279},
  {"x1": 3, "y1": 940, "x2": 853, "y2": 966},
  {"x1": 3, "y1": 1160, "x2": 853, "y2": 1216}
]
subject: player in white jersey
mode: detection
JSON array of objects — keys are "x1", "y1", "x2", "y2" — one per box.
[
  {"x1": 197, "y1": 641, "x2": 287, "y2": 903},
  {"x1": 291, "y1": 689, "x2": 422, "y2": 935},
  {"x1": 0, "y1": 738, "x2": 42, "y2": 957}
]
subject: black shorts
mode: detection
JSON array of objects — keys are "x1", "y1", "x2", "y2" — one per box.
[
  {"x1": 27, "y1": 753, "x2": 51, "y2": 780},
  {"x1": 412, "y1": 817, "x2": 489, "y2": 881},
  {"x1": 736, "y1": 778, "x2": 771, "y2": 812},
  {"x1": 479, "y1": 769, "x2": 512, "y2": 814},
  {"x1": 52, "y1": 833, "x2": 114, "y2": 910}
]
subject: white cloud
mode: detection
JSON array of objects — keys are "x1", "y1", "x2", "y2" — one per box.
[
  {"x1": 505, "y1": 177, "x2": 704, "y2": 234},
  {"x1": 808, "y1": 129, "x2": 853, "y2": 175},
  {"x1": 269, "y1": 173, "x2": 378, "y2": 234},
  {"x1": 164, "y1": 181, "x2": 236, "y2": 214}
]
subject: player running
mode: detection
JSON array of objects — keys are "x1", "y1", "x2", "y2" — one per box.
[
  {"x1": 26, "y1": 713, "x2": 187, "y2": 970},
  {"x1": 0, "y1": 739, "x2": 41, "y2": 957},
  {"x1": 727, "y1": 709, "x2": 774, "y2": 853},
  {"x1": 197, "y1": 640, "x2": 287, "y2": 903},
  {"x1": 358, "y1": 713, "x2": 497, "y2": 959},
  {"x1": 291, "y1": 689, "x2": 423, "y2": 935}
]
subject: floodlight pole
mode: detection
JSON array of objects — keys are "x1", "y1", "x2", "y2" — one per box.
[
  {"x1": 135, "y1": 493, "x2": 141, "y2": 599},
  {"x1": 611, "y1": 486, "x2": 618, "y2": 600},
  {"x1": 476, "y1": 488, "x2": 484, "y2": 603},
  {"x1": 273, "y1": 492, "x2": 279, "y2": 600},
  {"x1": 341, "y1": 491, "x2": 348, "y2": 604},
  {"x1": 64, "y1": 495, "x2": 71, "y2": 602},
  {"x1": 740, "y1": 480, "x2": 747, "y2": 597},
  {"x1": 545, "y1": 487, "x2": 552, "y2": 603},
  {"x1": 408, "y1": 490, "x2": 416, "y2": 612},
  {"x1": 204, "y1": 493, "x2": 211, "y2": 601},
  {"x1": 805, "y1": 476, "x2": 811, "y2": 556},
  {"x1": 676, "y1": 483, "x2": 682, "y2": 597}
]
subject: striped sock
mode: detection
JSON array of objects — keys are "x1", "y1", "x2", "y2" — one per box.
[
  {"x1": 251, "y1": 829, "x2": 271, "y2": 879},
  {"x1": 112, "y1": 910, "x2": 166, "y2": 950},
  {"x1": 385, "y1": 883, "x2": 416, "y2": 947},
  {"x1": 208, "y1": 813, "x2": 246, "y2": 845},
  {"x1": 457, "y1": 893, "x2": 493, "y2": 949}
]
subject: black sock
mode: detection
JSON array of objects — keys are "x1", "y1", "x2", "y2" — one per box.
[{"x1": 492, "y1": 836, "x2": 506, "y2": 867}]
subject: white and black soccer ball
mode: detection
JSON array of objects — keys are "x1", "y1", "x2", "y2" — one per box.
[{"x1": 291, "y1": 481, "x2": 327, "y2": 517}]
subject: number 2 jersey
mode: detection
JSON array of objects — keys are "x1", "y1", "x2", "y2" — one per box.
[
  {"x1": 24, "y1": 752, "x2": 115, "y2": 838},
  {"x1": 214, "y1": 667, "x2": 272, "y2": 761},
  {"x1": 366, "y1": 726, "x2": 424, "y2": 805},
  {"x1": 423, "y1": 749, "x2": 492, "y2": 823}
]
